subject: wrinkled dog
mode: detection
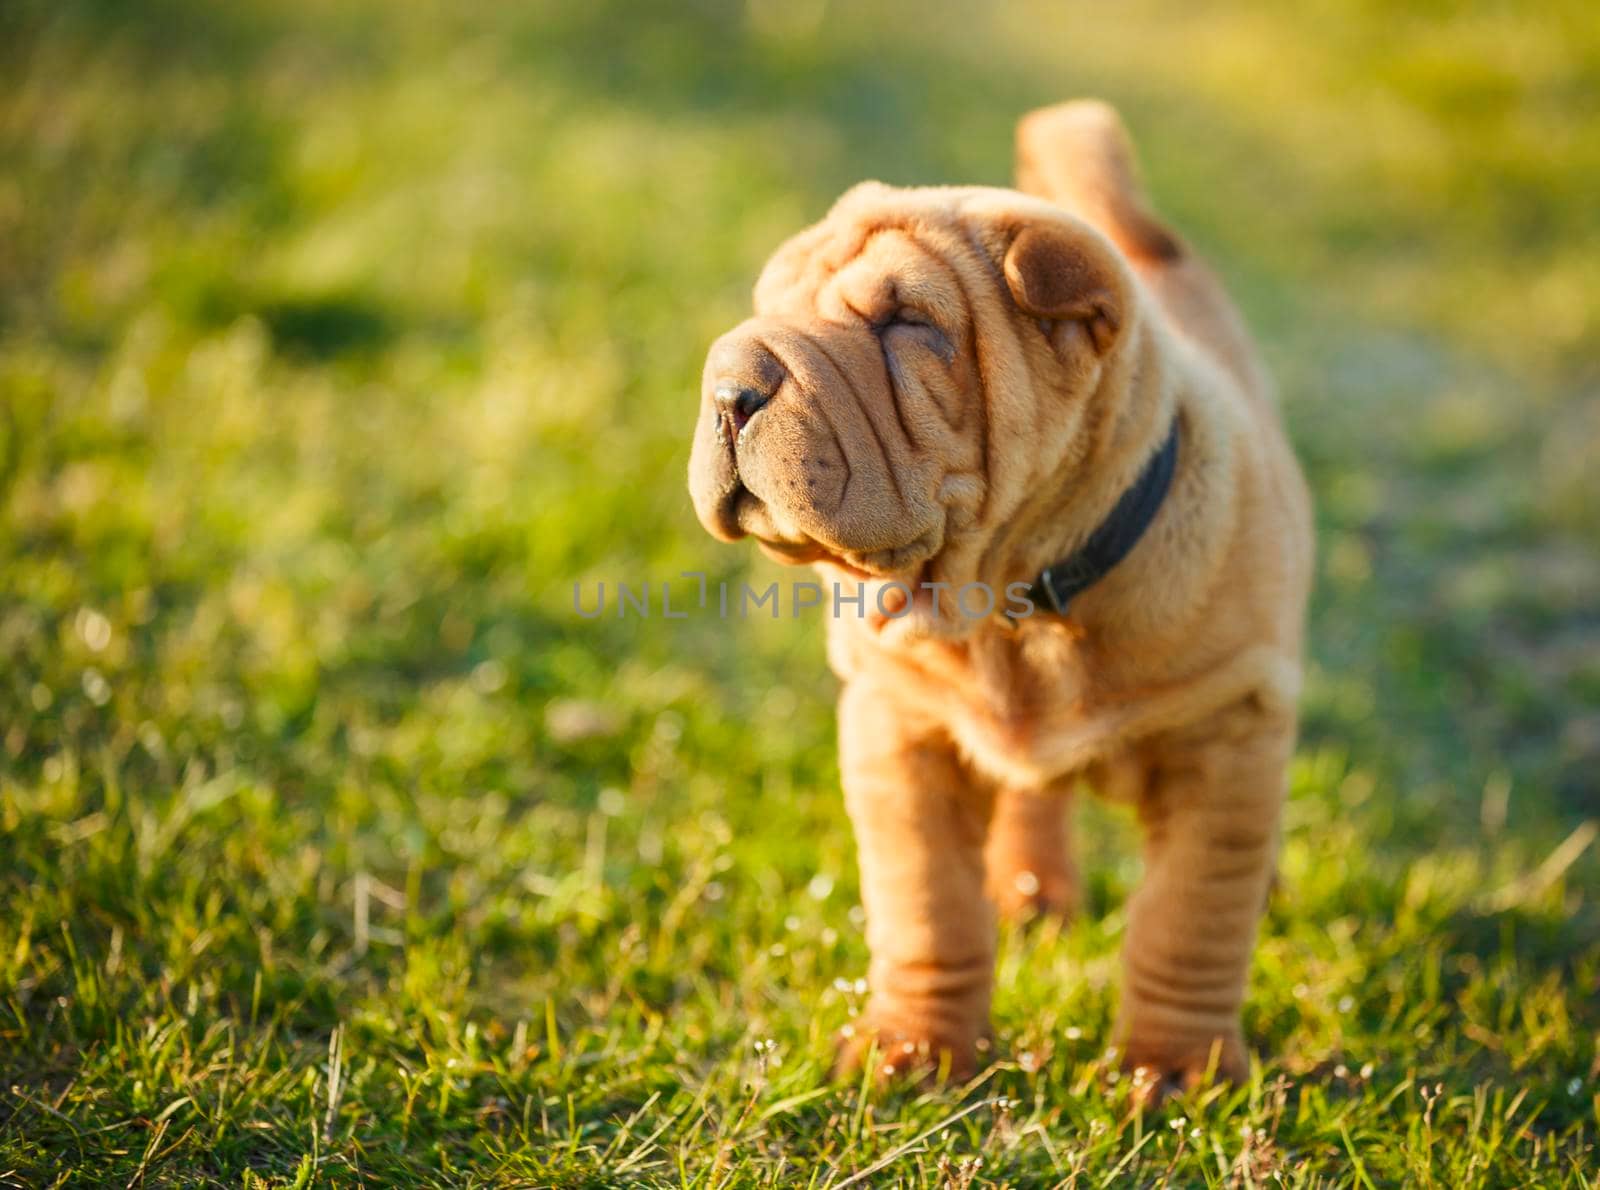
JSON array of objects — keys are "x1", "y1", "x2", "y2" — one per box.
[{"x1": 688, "y1": 101, "x2": 1312, "y2": 1096}]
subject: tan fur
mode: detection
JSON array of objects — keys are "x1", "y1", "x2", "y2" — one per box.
[{"x1": 687, "y1": 100, "x2": 1313, "y2": 1093}]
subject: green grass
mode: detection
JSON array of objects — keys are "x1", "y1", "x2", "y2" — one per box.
[{"x1": 3, "y1": 0, "x2": 1599, "y2": 1184}]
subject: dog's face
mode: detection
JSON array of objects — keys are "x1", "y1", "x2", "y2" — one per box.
[{"x1": 688, "y1": 184, "x2": 1137, "y2": 626}]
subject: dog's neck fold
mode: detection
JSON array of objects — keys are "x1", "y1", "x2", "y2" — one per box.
[
  {"x1": 1022, "y1": 413, "x2": 1180, "y2": 617},
  {"x1": 959, "y1": 299, "x2": 1180, "y2": 603}
]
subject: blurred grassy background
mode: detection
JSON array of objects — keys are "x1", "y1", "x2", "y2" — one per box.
[{"x1": 2, "y1": 0, "x2": 1597, "y2": 1183}]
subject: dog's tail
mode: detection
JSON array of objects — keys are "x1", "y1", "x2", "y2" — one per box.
[
  {"x1": 1016, "y1": 100, "x2": 1270, "y2": 401},
  {"x1": 1015, "y1": 100, "x2": 1183, "y2": 266}
]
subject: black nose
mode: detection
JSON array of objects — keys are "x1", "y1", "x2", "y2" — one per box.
[{"x1": 714, "y1": 381, "x2": 772, "y2": 436}]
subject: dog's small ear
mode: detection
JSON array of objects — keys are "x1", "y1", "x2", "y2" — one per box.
[{"x1": 1003, "y1": 224, "x2": 1122, "y2": 355}]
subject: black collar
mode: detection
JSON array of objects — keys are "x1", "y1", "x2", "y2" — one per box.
[{"x1": 1023, "y1": 418, "x2": 1181, "y2": 618}]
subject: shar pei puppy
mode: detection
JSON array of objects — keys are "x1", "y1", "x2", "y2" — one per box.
[{"x1": 687, "y1": 100, "x2": 1312, "y2": 1096}]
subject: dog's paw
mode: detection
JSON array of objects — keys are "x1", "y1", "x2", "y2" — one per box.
[
  {"x1": 832, "y1": 1016, "x2": 985, "y2": 1086},
  {"x1": 1119, "y1": 1031, "x2": 1250, "y2": 1107}
]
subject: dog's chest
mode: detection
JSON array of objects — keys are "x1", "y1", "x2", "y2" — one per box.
[
  {"x1": 831, "y1": 616, "x2": 1136, "y2": 783},
  {"x1": 968, "y1": 625, "x2": 1089, "y2": 722},
  {"x1": 926, "y1": 626, "x2": 1112, "y2": 783}
]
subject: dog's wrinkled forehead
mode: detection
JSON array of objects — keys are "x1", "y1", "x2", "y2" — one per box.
[{"x1": 751, "y1": 184, "x2": 990, "y2": 330}]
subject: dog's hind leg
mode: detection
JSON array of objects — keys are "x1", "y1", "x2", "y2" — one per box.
[{"x1": 983, "y1": 780, "x2": 1080, "y2": 923}]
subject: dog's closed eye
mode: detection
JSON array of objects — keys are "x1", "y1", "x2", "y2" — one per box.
[
  {"x1": 875, "y1": 309, "x2": 954, "y2": 363},
  {"x1": 872, "y1": 307, "x2": 920, "y2": 329}
]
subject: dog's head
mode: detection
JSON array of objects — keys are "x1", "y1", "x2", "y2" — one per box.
[{"x1": 688, "y1": 184, "x2": 1142, "y2": 632}]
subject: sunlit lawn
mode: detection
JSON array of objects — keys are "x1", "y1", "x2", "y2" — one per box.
[{"x1": 2, "y1": 1, "x2": 1598, "y2": 1184}]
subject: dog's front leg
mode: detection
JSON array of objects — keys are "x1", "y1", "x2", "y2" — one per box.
[
  {"x1": 834, "y1": 682, "x2": 995, "y2": 1083},
  {"x1": 1117, "y1": 704, "x2": 1293, "y2": 1098}
]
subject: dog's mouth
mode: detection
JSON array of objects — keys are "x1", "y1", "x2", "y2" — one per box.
[
  {"x1": 752, "y1": 527, "x2": 943, "y2": 583},
  {"x1": 756, "y1": 539, "x2": 866, "y2": 574},
  {"x1": 735, "y1": 507, "x2": 976, "y2": 637},
  {"x1": 713, "y1": 469, "x2": 941, "y2": 581}
]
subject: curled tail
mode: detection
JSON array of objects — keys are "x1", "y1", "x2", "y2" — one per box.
[
  {"x1": 1016, "y1": 100, "x2": 1270, "y2": 401},
  {"x1": 1015, "y1": 100, "x2": 1183, "y2": 265}
]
